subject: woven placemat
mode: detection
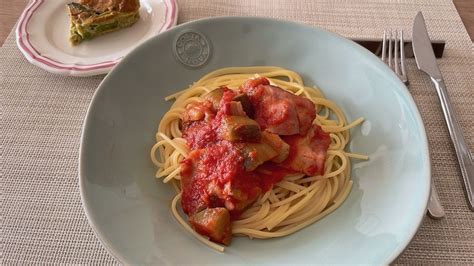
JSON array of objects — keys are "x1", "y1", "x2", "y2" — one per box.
[{"x1": 2, "y1": 0, "x2": 473, "y2": 264}]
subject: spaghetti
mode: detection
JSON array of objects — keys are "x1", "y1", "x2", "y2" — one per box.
[{"x1": 150, "y1": 66, "x2": 368, "y2": 252}]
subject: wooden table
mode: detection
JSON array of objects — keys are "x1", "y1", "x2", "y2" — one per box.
[{"x1": 1, "y1": 0, "x2": 473, "y2": 45}]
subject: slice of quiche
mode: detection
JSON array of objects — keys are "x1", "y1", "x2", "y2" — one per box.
[{"x1": 67, "y1": 0, "x2": 140, "y2": 45}]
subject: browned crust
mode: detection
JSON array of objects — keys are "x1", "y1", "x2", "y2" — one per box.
[{"x1": 78, "y1": 0, "x2": 139, "y2": 13}]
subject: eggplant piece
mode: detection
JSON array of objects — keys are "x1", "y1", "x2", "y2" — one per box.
[
  {"x1": 221, "y1": 116, "x2": 261, "y2": 142},
  {"x1": 233, "y1": 93, "x2": 254, "y2": 117},
  {"x1": 261, "y1": 131, "x2": 290, "y2": 163},
  {"x1": 204, "y1": 88, "x2": 225, "y2": 111},
  {"x1": 239, "y1": 143, "x2": 278, "y2": 171},
  {"x1": 189, "y1": 208, "x2": 232, "y2": 245},
  {"x1": 227, "y1": 101, "x2": 247, "y2": 116}
]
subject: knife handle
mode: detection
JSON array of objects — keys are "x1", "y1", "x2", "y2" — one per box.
[{"x1": 431, "y1": 78, "x2": 474, "y2": 210}]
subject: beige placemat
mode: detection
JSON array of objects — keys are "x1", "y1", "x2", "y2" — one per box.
[{"x1": 2, "y1": 0, "x2": 473, "y2": 264}]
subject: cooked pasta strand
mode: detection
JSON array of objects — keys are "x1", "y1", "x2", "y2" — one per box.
[{"x1": 150, "y1": 66, "x2": 368, "y2": 251}]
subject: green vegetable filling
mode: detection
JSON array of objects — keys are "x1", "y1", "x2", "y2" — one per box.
[{"x1": 68, "y1": 4, "x2": 139, "y2": 45}]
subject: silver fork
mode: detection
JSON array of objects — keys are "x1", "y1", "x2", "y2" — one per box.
[
  {"x1": 382, "y1": 30, "x2": 408, "y2": 84},
  {"x1": 381, "y1": 30, "x2": 445, "y2": 219}
]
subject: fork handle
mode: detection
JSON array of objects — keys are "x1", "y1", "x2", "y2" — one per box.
[{"x1": 431, "y1": 77, "x2": 474, "y2": 210}]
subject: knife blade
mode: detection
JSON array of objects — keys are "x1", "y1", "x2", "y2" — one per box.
[
  {"x1": 413, "y1": 11, "x2": 474, "y2": 211},
  {"x1": 413, "y1": 13, "x2": 443, "y2": 79}
]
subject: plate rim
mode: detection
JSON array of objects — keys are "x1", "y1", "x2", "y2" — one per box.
[
  {"x1": 15, "y1": 0, "x2": 178, "y2": 77},
  {"x1": 79, "y1": 16, "x2": 431, "y2": 264}
]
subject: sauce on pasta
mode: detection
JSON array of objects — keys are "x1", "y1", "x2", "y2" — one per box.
[{"x1": 150, "y1": 66, "x2": 368, "y2": 252}]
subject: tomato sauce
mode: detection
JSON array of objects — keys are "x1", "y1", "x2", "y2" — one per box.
[
  {"x1": 255, "y1": 163, "x2": 294, "y2": 191},
  {"x1": 179, "y1": 78, "x2": 331, "y2": 244},
  {"x1": 182, "y1": 88, "x2": 238, "y2": 150},
  {"x1": 282, "y1": 125, "x2": 331, "y2": 175}
]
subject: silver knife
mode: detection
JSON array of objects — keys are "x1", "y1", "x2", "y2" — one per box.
[{"x1": 413, "y1": 11, "x2": 474, "y2": 211}]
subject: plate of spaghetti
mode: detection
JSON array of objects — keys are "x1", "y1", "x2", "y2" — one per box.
[{"x1": 80, "y1": 17, "x2": 430, "y2": 264}]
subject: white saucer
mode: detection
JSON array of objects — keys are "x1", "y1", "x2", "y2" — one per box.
[{"x1": 16, "y1": 0, "x2": 178, "y2": 76}]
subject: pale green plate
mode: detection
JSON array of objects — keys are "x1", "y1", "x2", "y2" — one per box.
[{"x1": 80, "y1": 17, "x2": 430, "y2": 265}]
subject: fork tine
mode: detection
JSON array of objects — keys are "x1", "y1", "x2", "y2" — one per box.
[
  {"x1": 400, "y1": 30, "x2": 407, "y2": 78},
  {"x1": 382, "y1": 29, "x2": 409, "y2": 85},
  {"x1": 382, "y1": 30, "x2": 387, "y2": 62},
  {"x1": 388, "y1": 30, "x2": 393, "y2": 68},
  {"x1": 394, "y1": 30, "x2": 401, "y2": 75}
]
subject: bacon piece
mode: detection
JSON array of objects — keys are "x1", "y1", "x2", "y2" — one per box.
[
  {"x1": 281, "y1": 125, "x2": 331, "y2": 176},
  {"x1": 180, "y1": 149, "x2": 208, "y2": 215},
  {"x1": 293, "y1": 94, "x2": 317, "y2": 135},
  {"x1": 182, "y1": 100, "x2": 214, "y2": 123},
  {"x1": 241, "y1": 77, "x2": 316, "y2": 136}
]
